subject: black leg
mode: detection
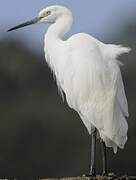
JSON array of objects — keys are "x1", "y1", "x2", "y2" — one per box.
[
  {"x1": 101, "y1": 140, "x2": 108, "y2": 176},
  {"x1": 90, "y1": 128, "x2": 97, "y2": 176}
]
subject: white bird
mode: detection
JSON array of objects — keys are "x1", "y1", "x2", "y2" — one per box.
[{"x1": 8, "y1": 5, "x2": 131, "y2": 176}]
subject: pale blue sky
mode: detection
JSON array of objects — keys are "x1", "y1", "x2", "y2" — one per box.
[{"x1": 1, "y1": 0, "x2": 136, "y2": 51}]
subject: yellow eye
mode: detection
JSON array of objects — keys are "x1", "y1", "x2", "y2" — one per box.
[
  {"x1": 43, "y1": 11, "x2": 51, "y2": 17},
  {"x1": 46, "y1": 11, "x2": 51, "y2": 15}
]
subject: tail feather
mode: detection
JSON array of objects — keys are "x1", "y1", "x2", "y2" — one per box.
[{"x1": 103, "y1": 44, "x2": 131, "y2": 59}]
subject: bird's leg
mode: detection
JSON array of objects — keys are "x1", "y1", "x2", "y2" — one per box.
[
  {"x1": 90, "y1": 127, "x2": 97, "y2": 176},
  {"x1": 101, "y1": 140, "x2": 108, "y2": 176}
]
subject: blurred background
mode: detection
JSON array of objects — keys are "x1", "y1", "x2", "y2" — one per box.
[{"x1": 0, "y1": 0, "x2": 136, "y2": 178}]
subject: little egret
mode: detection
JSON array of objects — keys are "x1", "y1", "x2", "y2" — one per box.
[{"x1": 8, "y1": 5, "x2": 131, "y2": 176}]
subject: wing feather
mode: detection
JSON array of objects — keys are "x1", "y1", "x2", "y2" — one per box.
[{"x1": 63, "y1": 37, "x2": 130, "y2": 152}]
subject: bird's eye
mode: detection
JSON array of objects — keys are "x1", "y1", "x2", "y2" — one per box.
[
  {"x1": 41, "y1": 11, "x2": 51, "y2": 17},
  {"x1": 46, "y1": 11, "x2": 51, "y2": 16}
]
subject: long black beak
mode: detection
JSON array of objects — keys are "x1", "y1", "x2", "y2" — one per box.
[{"x1": 7, "y1": 17, "x2": 41, "y2": 32}]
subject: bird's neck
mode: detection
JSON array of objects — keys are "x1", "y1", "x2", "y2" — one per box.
[{"x1": 46, "y1": 14, "x2": 74, "y2": 40}]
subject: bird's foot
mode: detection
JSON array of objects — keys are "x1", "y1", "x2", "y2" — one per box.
[
  {"x1": 83, "y1": 169, "x2": 96, "y2": 178},
  {"x1": 89, "y1": 168, "x2": 96, "y2": 177},
  {"x1": 102, "y1": 171, "x2": 108, "y2": 176}
]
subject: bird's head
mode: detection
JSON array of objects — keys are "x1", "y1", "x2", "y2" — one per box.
[{"x1": 8, "y1": 5, "x2": 72, "y2": 32}]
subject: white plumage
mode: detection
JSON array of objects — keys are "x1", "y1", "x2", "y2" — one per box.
[
  {"x1": 8, "y1": 5, "x2": 131, "y2": 155},
  {"x1": 43, "y1": 6, "x2": 131, "y2": 153}
]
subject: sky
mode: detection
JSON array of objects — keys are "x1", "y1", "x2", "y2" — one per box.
[{"x1": 1, "y1": 0, "x2": 136, "y2": 51}]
